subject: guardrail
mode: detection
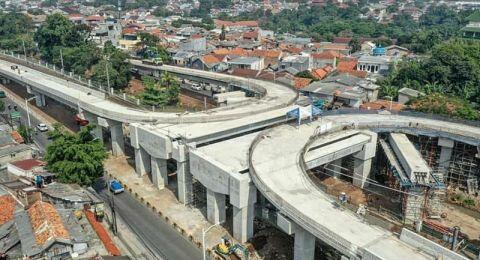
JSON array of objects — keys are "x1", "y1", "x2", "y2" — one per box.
[
  {"x1": 247, "y1": 124, "x2": 360, "y2": 259},
  {"x1": 322, "y1": 108, "x2": 480, "y2": 128},
  {"x1": 0, "y1": 50, "x2": 150, "y2": 110}
]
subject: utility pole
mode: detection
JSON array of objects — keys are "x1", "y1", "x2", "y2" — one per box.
[
  {"x1": 105, "y1": 56, "x2": 111, "y2": 90},
  {"x1": 60, "y1": 49, "x2": 64, "y2": 72},
  {"x1": 22, "y1": 40, "x2": 27, "y2": 59}
]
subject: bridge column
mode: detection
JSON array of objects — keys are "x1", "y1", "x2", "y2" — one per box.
[
  {"x1": 352, "y1": 132, "x2": 377, "y2": 188},
  {"x1": 177, "y1": 159, "x2": 193, "y2": 205},
  {"x1": 34, "y1": 92, "x2": 46, "y2": 107},
  {"x1": 83, "y1": 112, "x2": 103, "y2": 144},
  {"x1": 135, "y1": 147, "x2": 151, "y2": 177},
  {"x1": 232, "y1": 203, "x2": 255, "y2": 243},
  {"x1": 151, "y1": 157, "x2": 168, "y2": 190},
  {"x1": 330, "y1": 158, "x2": 342, "y2": 178},
  {"x1": 294, "y1": 226, "x2": 315, "y2": 260},
  {"x1": 438, "y1": 138, "x2": 454, "y2": 172},
  {"x1": 110, "y1": 122, "x2": 125, "y2": 156},
  {"x1": 207, "y1": 189, "x2": 226, "y2": 224}
]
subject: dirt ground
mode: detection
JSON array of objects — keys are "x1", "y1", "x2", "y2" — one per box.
[{"x1": 431, "y1": 203, "x2": 480, "y2": 240}]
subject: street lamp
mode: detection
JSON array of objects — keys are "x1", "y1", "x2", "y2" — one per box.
[
  {"x1": 202, "y1": 221, "x2": 224, "y2": 260},
  {"x1": 25, "y1": 96, "x2": 37, "y2": 130}
]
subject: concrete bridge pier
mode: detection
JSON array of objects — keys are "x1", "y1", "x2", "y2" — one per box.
[
  {"x1": 330, "y1": 158, "x2": 343, "y2": 178},
  {"x1": 352, "y1": 132, "x2": 377, "y2": 188},
  {"x1": 438, "y1": 138, "x2": 454, "y2": 172},
  {"x1": 135, "y1": 146, "x2": 151, "y2": 177},
  {"x1": 33, "y1": 92, "x2": 46, "y2": 107},
  {"x1": 108, "y1": 120, "x2": 125, "y2": 156},
  {"x1": 175, "y1": 143, "x2": 193, "y2": 205},
  {"x1": 294, "y1": 226, "x2": 315, "y2": 260},
  {"x1": 151, "y1": 157, "x2": 168, "y2": 189},
  {"x1": 207, "y1": 189, "x2": 226, "y2": 224},
  {"x1": 83, "y1": 112, "x2": 104, "y2": 144}
]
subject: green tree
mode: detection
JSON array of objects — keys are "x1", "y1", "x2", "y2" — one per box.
[
  {"x1": 34, "y1": 13, "x2": 89, "y2": 61},
  {"x1": 349, "y1": 37, "x2": 361, "y2": 53},
  {"x1": 140, "y1": 74, "x2": 180, "y2": 107},
  {"x1": 91, "y1": 42, "x2": 131, "y2": 89},
  {"x1": 45, "y1": 124, "x2": 107, "y2": 186}
]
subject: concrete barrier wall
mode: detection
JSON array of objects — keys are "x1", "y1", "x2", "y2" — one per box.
[{"x1": 400, "y1": 228, "x2": 468, "y2": 260}]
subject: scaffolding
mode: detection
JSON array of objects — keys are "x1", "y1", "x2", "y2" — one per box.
[
  {"x1": 446, "y1": 142, "x2": 479, "y2": 193},
  {"x1": 191, "y1": 176, "x2": 207, "y2": 209}
]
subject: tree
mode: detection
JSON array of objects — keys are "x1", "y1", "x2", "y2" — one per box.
[
  {"x1": 44, "y1": 124, "x2": 107, "y2": 186},
  {"x1": 349, "y1": 37, "x2": 361, "y2": 53},
  {"x1": 140, "y1": 74, "x2": 180, "y2": 107},
  {"x1": 91, "y1": 41, "x2": 131, "y2": 89},
  {"x1": 34, "y1": 13, "x2": 88, "y2": 61}
]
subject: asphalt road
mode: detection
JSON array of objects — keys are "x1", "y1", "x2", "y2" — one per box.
[
  {"x1": 3, "y1": 96, "x2": 51, "y2": 153},
  {"x1": 94, "y1": 177, "x2": 202, "y2": 260}
]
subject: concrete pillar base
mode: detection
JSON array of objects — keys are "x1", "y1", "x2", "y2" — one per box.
[
  {"x1": 330, "y1": 158, "x2": 342, "y2": 178},
  {"x1": 110, "y1": 123, "x2": 125, "y2": 156},
  {"x1": 207, "y1": 189, "x2": 226, "y2": 224},
  {"x1": 34, "y1": 92, "x2": 46, "y2": 107},
  {"x1": 151, "y1": 157, "x2": 168, "y2": 190},
  {"x1": 233, "y1": 204, "x2": 254, "y2": 243},
  {"x1": 294, "y1": 226, "x2": 315, "y2": 260},
  {"x1": 177, "y1": 160, "x2": 193, "y2": 205},
  {"x1": 353, "y1": 158, "x2": 371, "y2": 188},
  {"x1": 135, "y1": 147, "x2": 151, "y2": 177}
]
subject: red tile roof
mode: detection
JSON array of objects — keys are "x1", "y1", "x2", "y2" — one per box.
[
  {"x1": 122, "y1": 27, "x2": 137, "y2": 35},
  {"x1": 229, "y1": 68, "x2": 260, "y2": 78},
  {"x1": 249, "y1": 49, "x2": 282, "y2": 58},
  {"x1": 243, "y1": 31, "x2": 259, "y2": 39},
  {"x1": 337, "y1": 59, "x2": 358, "y2": 72},
  {"x1": 11, "y1": 131, "x2": 24, "y2": 144},
  {"x1": 11, "y1": 159, "x2": 46, "y2": 171},
  {"x1": 0, "y1": 195, "x2": 15, "y2": 225},
  {"x1": 214, "y1": 20, "x2": 259, "y2": 28},
  {"x1": 85, "y1": 15, "x2": 103, "y2": 21},
  {"x1": 201, "y1": 54, "x2": 221, "y2": 65},
  {"x1": 294, "y1": 77, "x2": 312, "y2": 89},
  {"x1": 28, "y1": 201, "x2": 70, "y2": 245},
  {"x1": 85, "y1": 210, "x2": 121, "y2": 256},
  {"x1": 311, "y1": 50, "x2": 343, "y2": 60}
]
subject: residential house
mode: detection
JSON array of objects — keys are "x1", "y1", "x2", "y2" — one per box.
[
  {"x1": 398, "y1": 87, "x2": 423, "y2": 104},
  {"x1": 248, "y1": 49, "x2": 283, "y2": 67},
  {"x1": 179, "y1": 35, "x2": 207, "y2": 53},
  {"x1": 7, "y1": 159, "x2": 46, "y2": 180},
  {"x1": 191, "y1": 54, "x2": 229, "y2": 72},
  {"x1": 461, "y1": 11, "x2": 480, "y2": 40},
  {"x1": 172, "y1": 51, "x2": 197, "y2": 67},
  {"x1": 386, "y1": 45, "x2": 409, "y2": 57},
  {"x1": 228, "y1": 57, "x2": 264, "y2": 70},
  {"x1": 302, "y1": 74, "x2": 380, "y2": 108},
  {"x1": 311, "y1": 51, "x2": 342, "y2": 69},
  {"x1": 357, "y1": 55, "x2": 392, "y2": 74},
  {"x1": 280, "y1": 55, "x2": 310, "y2": 72}
]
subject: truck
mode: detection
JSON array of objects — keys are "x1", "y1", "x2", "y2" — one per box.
[{"x1": 142, "y1": 57, "x2": 163, "y2": 66}]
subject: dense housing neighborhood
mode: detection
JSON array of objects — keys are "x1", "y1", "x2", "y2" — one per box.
[{"x1": 0, "y1": 0, "x2": 478, "y2": 260}]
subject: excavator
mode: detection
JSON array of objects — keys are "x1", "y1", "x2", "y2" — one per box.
[{"x1": 215, "y1": 236, "x2": 249, "y2": 260}]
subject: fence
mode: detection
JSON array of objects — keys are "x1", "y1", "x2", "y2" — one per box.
[{"x1": 0, "y1": 50, "x2": 151, "y2": 110}]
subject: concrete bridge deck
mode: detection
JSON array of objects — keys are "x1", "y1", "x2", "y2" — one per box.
[
  {"x1": 249, "y1": 114, "x2": 480, "y2": 259},
  {"x1": 0, "y1": 58, "x2": 297, "y2": 124}
]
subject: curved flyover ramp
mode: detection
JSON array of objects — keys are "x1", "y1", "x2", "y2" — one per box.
[
  {"x1": 0, "y1": 58, "x2": 297, "y2": 124},
  {"x1": 249, "y1": 114, "x2": 480, "y2": 259}
]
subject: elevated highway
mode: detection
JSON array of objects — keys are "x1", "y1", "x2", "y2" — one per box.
[
  {"x1": 0, "y1": 58, "x2": 297, "y2": 124},
  {"x1": 249, "y1": 114, "x2": 480, "y2": 259}
]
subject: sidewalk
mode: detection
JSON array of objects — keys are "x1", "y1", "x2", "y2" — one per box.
[{"x1": 105, "y1": 155, "x2": 257, "y2": 260}]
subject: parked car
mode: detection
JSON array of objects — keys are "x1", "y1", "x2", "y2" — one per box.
[
  {"x1": 191, "y1": 83, "x2": 202, "y2": 91},
  {"x1": 74, "y1": 114, "x2": 89, "y2": 126},
  {"x1": 36, "y1": 123, "x2": 49, "y2": 132},
  {"x1": 109, "y1": 180, "x2": 124, "y2": 194}
]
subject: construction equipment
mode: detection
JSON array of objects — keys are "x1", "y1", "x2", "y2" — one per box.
[
  {"x1": 89, "y1": 201, "x2": 105, "y2": 222},
  {"x1": 214, "y1": 237, "x2": 249, "y2": 260}
]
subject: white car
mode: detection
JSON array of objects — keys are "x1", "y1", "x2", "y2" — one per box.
[
  {"x1": 36, "y1": 123, "x2": 49, "y2": 132},
  {"x1": 190, "y1": 83, "x2": 202, "y2": 91}
]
